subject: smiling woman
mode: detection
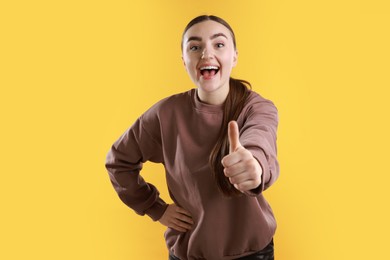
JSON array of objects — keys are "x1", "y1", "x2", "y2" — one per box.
[
  {"x1": 105, "y1": 15, "x2": 279, "y2": 260},
  {"x1": 182, "y1": 17, "x2": 238, "y2": 105}
]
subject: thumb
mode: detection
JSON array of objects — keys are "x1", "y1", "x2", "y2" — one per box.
[{"x1": 228, "y1": 121, "x2": 241, "y2": 154}]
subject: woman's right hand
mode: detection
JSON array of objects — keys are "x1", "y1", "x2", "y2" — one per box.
[{"x1": 158, "y1": 204, "x2": 194, "y2": 232}]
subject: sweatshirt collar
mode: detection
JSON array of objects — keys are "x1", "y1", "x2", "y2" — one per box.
[{"x1": 191, "y1": 89, "x2": 224, "y2": 113}]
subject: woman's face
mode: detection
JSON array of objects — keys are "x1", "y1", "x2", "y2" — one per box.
[{"x1": 182, "y1": 20, "x2": 238, "y2": 105}]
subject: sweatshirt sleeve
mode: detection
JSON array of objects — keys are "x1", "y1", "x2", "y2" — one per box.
[
  {"x1": 105, "y1": 112, "x2": 168, "y2": 221},
  {"x1": 239, "y1": 95, "x2": 279, "y2": 196}
]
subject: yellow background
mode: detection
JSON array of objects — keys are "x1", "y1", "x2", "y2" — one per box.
[{"x1": 1, "y1": 0, "x2": 389, "y2": 259}]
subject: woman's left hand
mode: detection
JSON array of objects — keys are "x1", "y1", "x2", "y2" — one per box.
[{"x1": 221, "y1": 121, "x2": 263, "y2": 192}]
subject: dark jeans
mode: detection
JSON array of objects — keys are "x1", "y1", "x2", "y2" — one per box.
[{"x1": 169, "y1": 239, "x2": 274, "y2": 260}]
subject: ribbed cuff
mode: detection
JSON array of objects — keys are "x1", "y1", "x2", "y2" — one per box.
[
  {"x1": 245, "y1": 149, "x2": 269, "y2": 196},
  {"x1": 144, "y1": 198, "x2": 169, "y2": 221}
]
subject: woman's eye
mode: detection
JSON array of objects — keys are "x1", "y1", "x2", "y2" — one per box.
[
  {"x1": 216, "y1": 43, "x2": 225, "y2": 48},
  {"x1": 190, "y1": 46, "x2": 200, "y2": 51}
]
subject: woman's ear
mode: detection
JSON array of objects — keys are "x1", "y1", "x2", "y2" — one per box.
[
  {"x1": 182, "y1": 56, "x2": 188, "y2": 71},
  {"x1": 182, "y1": 56, "x2": 186, "y2": 66},
  {"x1": 233, "y1": 50, "x2": 238, "y2": 67}
]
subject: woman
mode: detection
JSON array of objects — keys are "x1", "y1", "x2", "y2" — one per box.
[{"x1": 105, "y1": 15, "x2": 279, "y2": 260}]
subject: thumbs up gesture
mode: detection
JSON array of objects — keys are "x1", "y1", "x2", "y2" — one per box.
[{"x1": 221, "y1": 121, "x2": 263, "y2": 192}]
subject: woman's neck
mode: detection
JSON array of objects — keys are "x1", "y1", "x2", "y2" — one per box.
[{"x1": 196, "y1": 86, "x2": 229, "y2": 105}]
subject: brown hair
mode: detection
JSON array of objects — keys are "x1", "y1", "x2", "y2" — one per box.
[{"x1": 182, "y1": 15, "x2": 251, "y2": 197}]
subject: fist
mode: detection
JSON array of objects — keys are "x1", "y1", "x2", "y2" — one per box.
[{"x1": 221, "y1": 121, "x2": 263, "y2": 192}]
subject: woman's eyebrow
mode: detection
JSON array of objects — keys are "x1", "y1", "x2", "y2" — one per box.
[
  {"x1": 210, "y1": 33, "x2": 228, "y2": 40},
  {"x1": 187, "y1": 36, "x2": 202, "y2": 43},
  {"x1": 186, "y1": 33, "x2": 228, "y2": 44}
]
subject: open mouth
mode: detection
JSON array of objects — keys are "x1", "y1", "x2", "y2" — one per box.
[{"x1": 200, "y1": 65, "x2": 220, "y2": 78}]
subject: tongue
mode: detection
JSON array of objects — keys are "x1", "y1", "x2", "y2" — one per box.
[{"x1": 202, "y1": 70, "x2": 216, "y2": 79}]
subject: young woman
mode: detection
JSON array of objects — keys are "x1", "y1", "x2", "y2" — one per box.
[{"x1": 106, "y1": 15, "x2": 279, "y2": 260}]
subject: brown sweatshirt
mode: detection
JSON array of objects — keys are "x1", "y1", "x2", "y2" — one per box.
[{"x1": 105, "y1": 89, "x2": 279, "y2": 260}]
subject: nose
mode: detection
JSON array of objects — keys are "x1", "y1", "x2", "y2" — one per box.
[{"x1": 201, "y1": 47, "x2": 213, "y2": 59}]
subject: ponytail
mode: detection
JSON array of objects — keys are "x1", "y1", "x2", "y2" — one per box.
[
  {"x1": 182, "y1": 15, "x2": 250, "y2": 196},
  {"x1": 209, "y1": 77, "x2": 251, "y2": 197}
]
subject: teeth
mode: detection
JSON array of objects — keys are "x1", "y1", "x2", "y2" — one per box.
[{"x1": 200, "y1": 65, "x2": 219, "y2": 70}]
